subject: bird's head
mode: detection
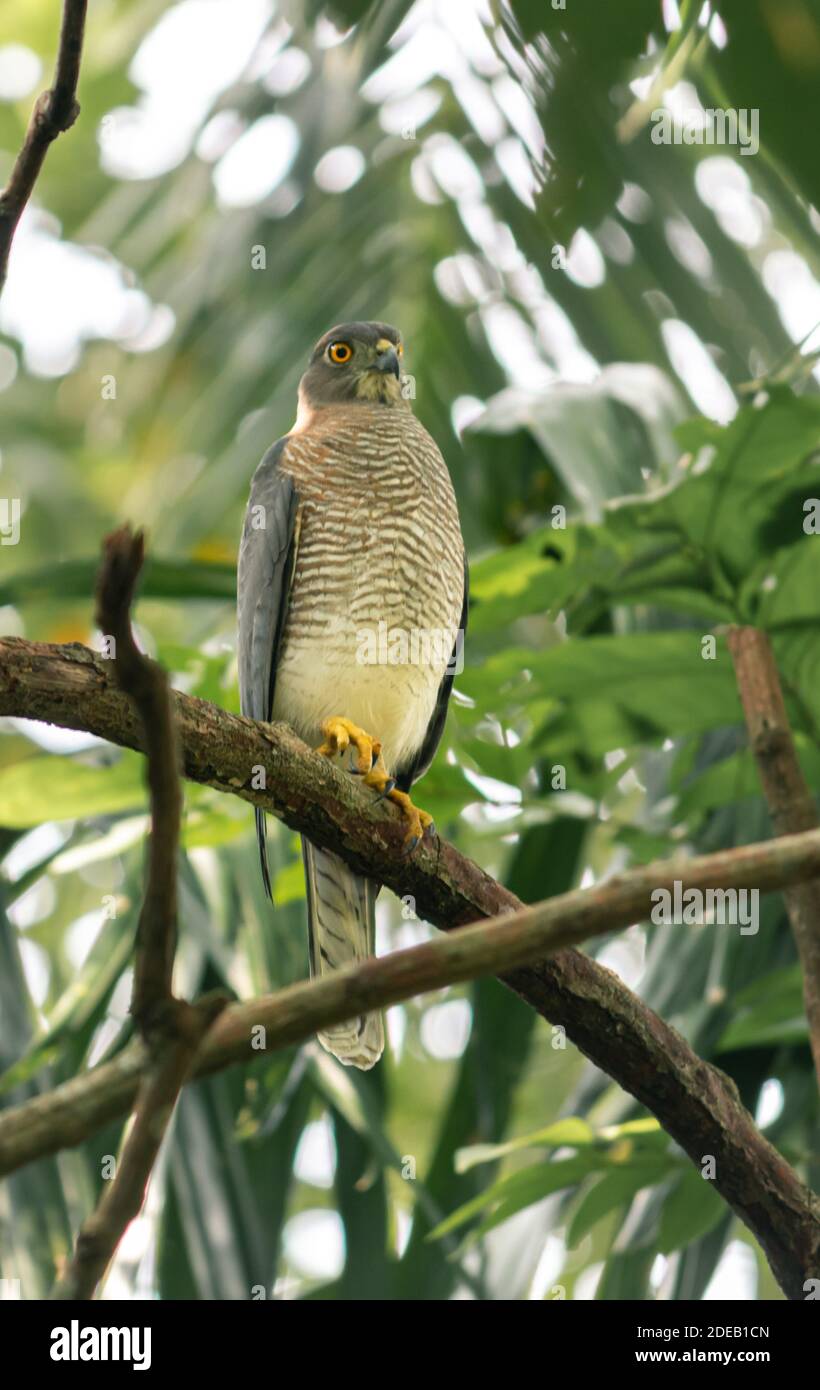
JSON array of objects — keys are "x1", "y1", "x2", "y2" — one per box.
[{"x1": 296, "y1": 321, "x2": 409, "y2": 423}]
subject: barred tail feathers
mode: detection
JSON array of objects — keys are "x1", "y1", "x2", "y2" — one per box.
[{"x1": 301, "y1": 838, "x2": 384, "y2": 1069}]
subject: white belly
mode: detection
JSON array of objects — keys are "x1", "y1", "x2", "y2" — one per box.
[{"x1": 273, "y1": 622, "x2": 446, "y2": 773}]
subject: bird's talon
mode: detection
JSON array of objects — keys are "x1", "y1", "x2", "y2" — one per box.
[
  {"x1": 364, "y1": 781, "x2": 435, "y2": 852},
  {"x1": 316, "y1": 716, "x2": 381, "y2": 776},
  {"x1": 322, "y1": 727, "x2": 433, "y2": 851}
]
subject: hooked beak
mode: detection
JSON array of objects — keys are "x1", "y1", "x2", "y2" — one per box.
[{"x1": 373, "y1": 346, "x2": 400, "y2": 379}]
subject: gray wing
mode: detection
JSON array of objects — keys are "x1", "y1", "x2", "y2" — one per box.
[
  {"x1": 395, "y1": 551, "x2": 469, "y2": 793},
  {"x1": 237, "y1": 436, "x2": 299, "y2": 896}
]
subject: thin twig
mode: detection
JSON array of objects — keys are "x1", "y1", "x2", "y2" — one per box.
[
  {"x1": 50, "y1": 996, "x2": 224, "y2": 1300},
  {"x1": 95, "y1": 527, "x2": 182, "y2": 1025},
  {"x1": 729, "y1": 625, "x2": 820, "y2": 1089},
  {"x1": 50, "y1": 527, "x2": 224, "y2": 1299},
  {"x1": 0, "y1": 1, "x2": 88, "y2": 291}
]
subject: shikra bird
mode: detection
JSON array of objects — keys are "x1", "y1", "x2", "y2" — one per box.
[{"x1": 237, "y1": 322, "x2": 467, "y2": 1069}]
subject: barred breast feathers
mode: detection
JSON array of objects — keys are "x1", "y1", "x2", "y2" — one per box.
[{"x1": 270, "y1": 405, "x2": 464, "y2": 772}]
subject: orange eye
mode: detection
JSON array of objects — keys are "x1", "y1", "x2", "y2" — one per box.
[
  {"x1": 328, "y1": 341, "x2": 353, "y2": 364},
  {"x1": 397, "y1": 343, "x2": 404, "y2": 357}
]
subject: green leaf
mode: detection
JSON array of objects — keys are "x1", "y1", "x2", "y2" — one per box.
[
  {"x1": 666, "y1": 393, "x2": 820, "y2": 582},
  {"x1": 0, "y1": 752, "x2": 148, "y2": 827},
  {"x1": 455, "y1": 1115, "x2": 666, "y2": 1174},
  {"x1": 271, "y1": 857, "x2": 307, "y2": 906},
  {"x1": 461, "y1": 631, "x2": 741, "y2": 758},
  {"x1": 568, "y1": 1158, "x2": 677, "y2": 1250},
  {"x1": 716, "y1": 963, "x2": 808, "y2": 1051},
  {"x1": 0, "y1": 556, "x2": 237, "y2": 608},
  {"x1": 0, "y1": 751, "x2": 215, "y2": 829},
  {"x1": 439, "y1": 1120, "x2": 675, "y2": 1249},
  {"x1": 0, "y1": 904, "x2": 134, "y2": 1094},
  {"x1": 428, "y1": 1155, "x2": 602, "y2": 1242},
  {"x1": 658, "y1": 1169, "x2": 727, "y2": 1254},
  {"x1": 454, "y1": 1117, "x2": 595, "y2": 1173},
  {"x1": 751, "y1": 539, "x2": 820, "y2": 629},
  {"x1": 675, "y1": 737, "x2": 820, "y2": 818}
]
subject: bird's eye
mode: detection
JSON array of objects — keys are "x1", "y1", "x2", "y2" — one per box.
[
  {"x1": 397, "y1": 343, "x2": 404, "y2": 357},
  {"x1": 328, "y1": 341, "x2": 353, "y2": 365}
]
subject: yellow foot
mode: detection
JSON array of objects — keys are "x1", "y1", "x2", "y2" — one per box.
[
  {"x1": 316, "y1": 716, "x2": 381, "y2": 775},
  {"x1": 317, "y1": 719, "x2": 435, "y2": 851},
  {"x1": 363, "y1": 763, "x2": 436, "y2": 852}
]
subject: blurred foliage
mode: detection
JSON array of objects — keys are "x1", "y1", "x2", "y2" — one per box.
[{"x1": 0, "y1": 0, "x2": 818, "y2": 1300}]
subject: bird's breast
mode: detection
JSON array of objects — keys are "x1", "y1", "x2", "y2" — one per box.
[{"x1": 271, "y1": 408, "x2": 464, "y2": 771}]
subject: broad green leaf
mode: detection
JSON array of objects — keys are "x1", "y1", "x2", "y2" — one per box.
[
  {"x1": 568, "y1": 1158, "x2": 678, "y2": 1250},
  {"x1": 716, "y1": 964, "x2": 808, "y2": 1052},
  {"x1": 460, "y1": 631, "x2": 741, "y2": 757},
  {"x1": 664, "y1": 393, "x2": 820, "y2": 582},
  {"x1": 0, "y1": 752, "x2": 148, "y2": 827},
  {"x1": 658, "y1": 1169, "x2": 727, "y2": 1254},
  {"x1": 750, "y1": 539, "x2": 820, "y2": 629},
  {"x1": 675, "y1": 737, "x2": 820, "y2": 818},
  {"x1": 0, "y1": 751, "x2": 211, "y2": 828}
]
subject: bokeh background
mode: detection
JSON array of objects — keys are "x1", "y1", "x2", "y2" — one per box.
[{"x1": 1, "y1": 0, "x2": 819, "y2": 1300}]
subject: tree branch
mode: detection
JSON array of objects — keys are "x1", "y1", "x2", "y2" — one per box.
[
  {"x1": 0, "y1": 635, "x2": 819, "y2": 1295},
  {"x1": 50, "y1": 996, "x2": 223, "y2": 1300},
  {"x1": 2, "y1": 824, "x2": 820, "y2": 1294},
  {"x1": 50, "y1": 529, "x2": 225, "y2": 1299},
  {"x1": 0, "y1": 1, "x2": 88, "y2": 291},
  {"x1": 728, "y1": 626, "x2": 820, "y2": 1089},
  {"x1": 95, "y1": 528, "x2": 182, "y2": 1022}
]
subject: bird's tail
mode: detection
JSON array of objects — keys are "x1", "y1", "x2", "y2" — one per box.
[{"x1": 301, "y1": 838, "x2": 384, "y2": 1069}]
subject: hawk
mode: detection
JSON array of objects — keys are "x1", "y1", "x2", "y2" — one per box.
[{"x1": 237, "y1": 321, "x2": 467, "y2": 1068}]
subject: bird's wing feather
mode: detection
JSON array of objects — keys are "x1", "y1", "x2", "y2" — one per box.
[
  {"x1": 237, "y1": 436, "x2": 299, "y2": 895},
  {"x1": 395, "y1": 550, "x2": 469, "y2": 792}
]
